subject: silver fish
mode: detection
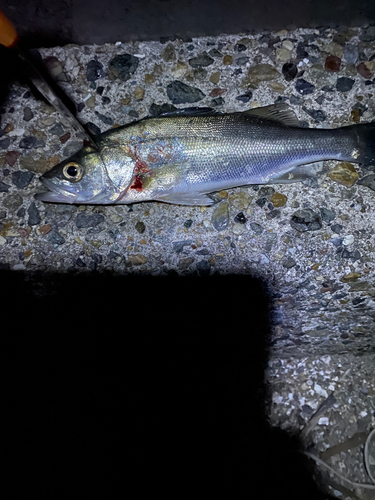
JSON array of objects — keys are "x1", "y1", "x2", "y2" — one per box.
[{"x1": 35, "y1": 104, "x2": 375, "y2": 206}]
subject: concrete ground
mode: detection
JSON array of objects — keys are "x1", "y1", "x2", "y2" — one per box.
[{"x1": 1, "y1": 24, "x2": 375, "y2": 498}]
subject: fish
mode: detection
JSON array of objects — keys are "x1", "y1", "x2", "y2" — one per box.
[{"x1": 35, "y1": 104, "x2": 375, "y2": 206}]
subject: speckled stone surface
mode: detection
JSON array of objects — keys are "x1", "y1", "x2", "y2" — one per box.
[{"x1": 1, "y1": 26, "x2": 375, "y2": 497}]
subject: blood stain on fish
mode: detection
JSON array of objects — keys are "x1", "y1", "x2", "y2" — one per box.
[{"x1": 131, "y1": 175, "x2": 143, "y2": 191}]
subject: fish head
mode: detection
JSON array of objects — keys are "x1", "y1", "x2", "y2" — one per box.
[{"x1": 35, "y1": 145, "x2": 127, "y2": 204}]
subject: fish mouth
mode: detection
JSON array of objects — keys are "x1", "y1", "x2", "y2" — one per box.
[{"x1": 34, "y1": 177, "x2": 78, "y2": 204}]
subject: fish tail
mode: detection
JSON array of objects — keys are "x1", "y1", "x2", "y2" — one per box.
[{"x1": 347, "y1": 122, "x2": 375, "y2": 166}]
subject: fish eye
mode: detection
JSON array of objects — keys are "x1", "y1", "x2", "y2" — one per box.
[{"x1": 63, "y1": 162, "x2": 83, "y2": 181}]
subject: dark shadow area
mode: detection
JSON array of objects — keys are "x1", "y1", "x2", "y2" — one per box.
[
  {"x1": 0, "y1": 43, "x2": 80, "y2": 121},
  {"x1": 1, "y1": 0, "x2": 375, "y2": 46},
  {"x1": 1, "y1": 0, "x2": 73, "y2": 48},
  {"x1": 4, "y1": 270, "x2": 335, "y2": 497},
  {"x1": 0, "y1": 44, "x2": 26, "y2": 114}
]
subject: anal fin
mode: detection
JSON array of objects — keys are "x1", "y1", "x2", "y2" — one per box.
[{"x1": 268, "y1": 161, "x2": 324, "y2": 184}]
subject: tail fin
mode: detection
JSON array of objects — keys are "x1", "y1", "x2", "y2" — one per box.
[{"x1": 347, "y1": 122, "x2": 375, "y2": 166}]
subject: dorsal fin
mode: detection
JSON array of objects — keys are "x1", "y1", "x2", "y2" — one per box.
[
  {"x1": 241, "y1": 104, "x2": 300, "y2": 127},
  {"x1": 158, "y1": 107, "x2": 221, "y2": 118},
  {"x1": 152, "y1": 103, "x2": 300, "y2": 125}
]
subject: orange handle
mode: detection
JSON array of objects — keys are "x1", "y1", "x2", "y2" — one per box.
[{"x1": 0, "y1": 10, "x2": 18, "y2": 47}]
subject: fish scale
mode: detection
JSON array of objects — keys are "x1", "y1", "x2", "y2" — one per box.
[{"x1": 103, "y1": 116, "x2": 354, "y2": 197}]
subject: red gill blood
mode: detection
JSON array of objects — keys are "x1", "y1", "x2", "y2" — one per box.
[{"x1": 131, "y1": 175, "x2": 143, "y2": 191}]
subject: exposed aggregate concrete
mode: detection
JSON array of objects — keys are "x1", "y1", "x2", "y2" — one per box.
[{"x1": 1, "y1": 25, "x2": 375, "y2": 498}]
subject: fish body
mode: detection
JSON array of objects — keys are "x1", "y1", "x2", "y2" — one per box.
[{"x1": 35, "y1": 104, "x2": 375, "y2": 205}]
